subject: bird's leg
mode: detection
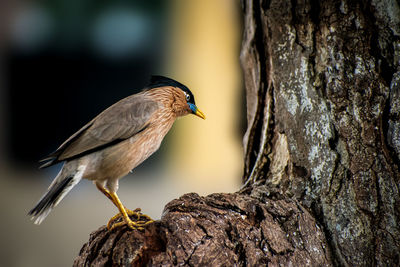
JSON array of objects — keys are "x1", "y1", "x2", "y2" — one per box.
[
  {"x1": 95, "y1": 182, "x2": 153, "y2": 230},
  {"x1": 95, "y1": 182, "x2": 140, "y2": 218},
  {"x1": 95, "y1": 182, "x2": 115, "y2": 203},
  {"x1": 107, "y1": 191, "x2": 154, "y2": 231}
]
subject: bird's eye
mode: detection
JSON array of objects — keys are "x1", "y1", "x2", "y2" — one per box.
[{"x1": 184, "y1": 92, "x2": 190, "y2": 102}]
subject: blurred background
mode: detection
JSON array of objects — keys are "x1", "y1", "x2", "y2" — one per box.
[{"x1": 0, "y1": 0, "x2": 244, "y2": 266}]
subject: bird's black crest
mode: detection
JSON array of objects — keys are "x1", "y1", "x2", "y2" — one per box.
[{"x1": 147, "y1": 75, "x2": 195, "y2": 104}]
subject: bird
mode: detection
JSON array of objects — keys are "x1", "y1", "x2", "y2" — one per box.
[{"x1": 28, "y1": 75, "x2": 205, "y2": 230}]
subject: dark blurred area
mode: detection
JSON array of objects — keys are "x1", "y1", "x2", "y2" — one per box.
[{"x1": 5, "y1": 0, "x2": 167, "y2": 166}]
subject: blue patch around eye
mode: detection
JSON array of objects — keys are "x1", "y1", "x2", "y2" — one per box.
[{"x1": 188, "y1": 103, "x2": 197, "y2": 113}]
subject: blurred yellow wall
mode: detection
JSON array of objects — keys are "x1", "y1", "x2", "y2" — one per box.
[{"x1": 165, "y1": 0, "x2": 242, "y2": 193}]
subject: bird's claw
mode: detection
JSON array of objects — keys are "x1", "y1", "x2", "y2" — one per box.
[
  {"x1": 107, "y1": 208, "x2": 154, "y2": 231},
  {"x1": 109, "y1": 219, "x2": 153, "y2": 231},
  {"x1": 108, "y1": 207, "x2": 141, "y2": 224}
]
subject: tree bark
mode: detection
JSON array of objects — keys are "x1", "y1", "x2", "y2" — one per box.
[
  {"x1": 74, "y1": 0, "x2": 400, "y2": 266},
  {"x1": 74, "y1": 193, "x2": 331, "y2": 266},
  {"x1": 241, "y1": 0, "x2": 400, "y2": 265}
]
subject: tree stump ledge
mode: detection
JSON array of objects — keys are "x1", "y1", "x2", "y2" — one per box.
[{"x1": 74, "y1": 191, "x2": 332, "y2": 266}]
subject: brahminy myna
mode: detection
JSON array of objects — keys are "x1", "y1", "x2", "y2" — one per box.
[{"x1": 28, "y1": 75, "x2": 205, "y2": 230}]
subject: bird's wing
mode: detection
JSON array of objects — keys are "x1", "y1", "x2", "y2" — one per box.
[{"x1": 40, "y1": 94, "x2": 160, "y2": 168}]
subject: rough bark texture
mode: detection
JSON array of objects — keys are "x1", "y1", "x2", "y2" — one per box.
[
  {"x1": 241, "y1": 0, "x2": 400, "y2": 266},
  {"x1": 74, "y1": 0, "x2": 400, "y2": 266},
  {"x1": 74, "y1": 193, "x2": 331, "y2": 266}
]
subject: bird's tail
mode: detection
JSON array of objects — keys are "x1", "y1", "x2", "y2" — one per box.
[{"x1": 28, "y1": 164, "x2": 86, "y2": 225}]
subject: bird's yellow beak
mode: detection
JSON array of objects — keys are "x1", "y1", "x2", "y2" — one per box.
[
  {"x1": 194, "y1": 108, "x2": 206, "y2": 120},
  {"x1": 188, "y1": 103, "x2": 206, "y2": 119}
]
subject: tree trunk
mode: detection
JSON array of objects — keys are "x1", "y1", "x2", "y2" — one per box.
[
  {"x1": 74, "y1": 0, "x2": 400, "y2": 266},
  {"x1": 241, "y1": 0, "x2": 400, "y2": 265}
]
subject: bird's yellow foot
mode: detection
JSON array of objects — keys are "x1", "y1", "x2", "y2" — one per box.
[
  {"x1": 107, "y1": 208, "x2": 141, "y2": 225},
  {"x1": 109, "y1": 217, "x2": 154, "y2": 231},
  {"x1": 107, "y1": 208, "x2": 154, "y2": 231}
]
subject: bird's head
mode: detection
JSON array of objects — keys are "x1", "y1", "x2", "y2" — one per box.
[{"x1": 148, "y1": 75, "x2": 206, "y2": 119}]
